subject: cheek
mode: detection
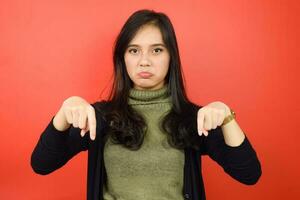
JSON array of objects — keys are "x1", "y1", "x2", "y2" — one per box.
[
  {"x1": 125, "y1": 65, "x2": 134, "y2": 78},
  {"x1": 124, "y1": 56, "x2": 134, "y2": 73},
  {"x1": 125, "y1": 55, "x2": 138, "y2": 69},
  {"x1": 158, "y1": 56, "x2": 170, "y2": 74}
]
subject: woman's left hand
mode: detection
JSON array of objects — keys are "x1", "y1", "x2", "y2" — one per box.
[{"x1": 197, "y1": 101, "x2": 231, "y2": 136}]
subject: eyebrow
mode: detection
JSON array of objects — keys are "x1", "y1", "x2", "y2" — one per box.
[{"x1": 127, "y1": 43, "x2": 166, "y2": 48}]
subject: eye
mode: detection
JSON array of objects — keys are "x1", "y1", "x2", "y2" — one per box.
[
  {"x1": 128, "y1": 48, "x2": 138, "y2": 54},
  {"x1": 153, "y1": 48, "x2": 163, "y2": 54}
]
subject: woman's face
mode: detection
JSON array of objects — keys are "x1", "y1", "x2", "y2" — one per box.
[{"x1": 124, "y1": 25, "x2": 170, "y2": 91}]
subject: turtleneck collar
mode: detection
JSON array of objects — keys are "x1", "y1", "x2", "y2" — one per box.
[{"x1": 128, "y1": 84, "x2": 171, "y2": 105}]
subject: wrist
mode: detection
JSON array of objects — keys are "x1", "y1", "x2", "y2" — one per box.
[
  {"x1": 222, "y1": 107, "x2": 236, "y2": 126},
  {"x1": 53, "y1": 109, "x2": 71, "y2": 132},
  {"x1": 224, "y1": 106, "x2": 231, "y2": 116}
]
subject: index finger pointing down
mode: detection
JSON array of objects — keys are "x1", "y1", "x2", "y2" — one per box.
[
  {"x1": 87, "y1": 106, "x2": 96, "y2": 140},
  {"x1": 197, "y1": 109, "x2": 205, "y2": 136}
]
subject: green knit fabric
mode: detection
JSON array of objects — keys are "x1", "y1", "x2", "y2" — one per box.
[{"x1": 103, "y1": 84, "x2": 185, "y2": 200}]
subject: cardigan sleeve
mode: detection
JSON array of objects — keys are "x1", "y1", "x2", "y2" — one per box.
[
  {"x1": 200, "y1": 126, "x2": 262, "y2": 185},
  {"x1": 30, "y1": 102, "x2": 103, "y2": 175}
]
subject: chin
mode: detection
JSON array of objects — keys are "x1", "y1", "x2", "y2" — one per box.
[{"x1": 133, "y1": 77, "x2": 165, "y2": 88}]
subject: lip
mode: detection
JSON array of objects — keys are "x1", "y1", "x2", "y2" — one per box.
[{"x1": 138, "y1": 72, "x2": 153, "y2": 78}]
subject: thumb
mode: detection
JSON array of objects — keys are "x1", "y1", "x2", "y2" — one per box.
[{"x1": 80, "y1": 128, "x2": 88, "y2": 137}]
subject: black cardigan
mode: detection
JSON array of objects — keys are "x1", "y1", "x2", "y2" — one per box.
[{"x1": 31, "y1": 101, "x2": 262, "y2": 200}]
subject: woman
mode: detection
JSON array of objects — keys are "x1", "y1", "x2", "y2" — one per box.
[{"x1": 31, "y1": 9, "x2": 262, "y2": 200}]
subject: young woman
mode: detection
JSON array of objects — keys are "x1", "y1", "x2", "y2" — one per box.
[{"x1": 31, "y1": 9, "x2": 262, "y2": 200}]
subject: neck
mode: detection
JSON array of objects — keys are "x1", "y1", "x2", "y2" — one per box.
[{"x1": 128, "y1": 84, "x2": 171, "y2": 106}]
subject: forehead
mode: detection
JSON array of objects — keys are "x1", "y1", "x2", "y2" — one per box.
[{"x1": 129, "y1": 25, "x2": 164, "y2": 46}]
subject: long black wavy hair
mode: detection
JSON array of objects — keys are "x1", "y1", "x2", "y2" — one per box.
[{"x1": 95, "y1": 9, "x2": 202, "y2": 151}]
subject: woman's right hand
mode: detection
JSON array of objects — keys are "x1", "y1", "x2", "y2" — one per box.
[{"x1": 54, "y1": 96, "x2": 97, "y2": 140}]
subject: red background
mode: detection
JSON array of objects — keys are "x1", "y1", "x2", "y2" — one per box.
[{"x1": 0, "y1": 0, "x2": 299, "y2": 199}]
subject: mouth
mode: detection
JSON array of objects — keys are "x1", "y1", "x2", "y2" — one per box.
[{"x1": 138, "y1": 72, "x2": 153, "y2": 78}]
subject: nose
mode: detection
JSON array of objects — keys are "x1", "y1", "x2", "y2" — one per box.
[{"x1": 139, "y1": 52, "x2": 151, "y2": 67}]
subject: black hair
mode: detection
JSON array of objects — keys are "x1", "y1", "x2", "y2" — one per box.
[{"x1": 96, "y1": 9, "x2": 202, "y2": 151}]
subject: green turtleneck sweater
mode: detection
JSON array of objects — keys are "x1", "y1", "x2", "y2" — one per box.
[{"x1": 103, "y1": 85, "x2": 185, "y2": 200}]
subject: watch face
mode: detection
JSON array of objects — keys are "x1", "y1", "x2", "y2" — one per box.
[{"x1": 230, "y1": 109, "x2": 235, "y2": 117}]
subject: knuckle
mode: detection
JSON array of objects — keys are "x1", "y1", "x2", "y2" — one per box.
[
  {"x1": 79, "y1": 105, "x2": 85, "y2": 112},
  {"x1": 88, "y1": 106, "x2": 95, "y2": 113},
  {"x1": 71, "y1": 107, "x2": 78, "y2": 113},
  {"x1": 78, "y1": 123, "x2": 84, "y2": 129},
  {"x1": 64, "y1": 105, "x2": 72, "y2": 111}
]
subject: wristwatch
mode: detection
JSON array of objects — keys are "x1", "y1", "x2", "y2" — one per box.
[{"x1": 221, "y1": 108, "x2": 236, "y2": 126}]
